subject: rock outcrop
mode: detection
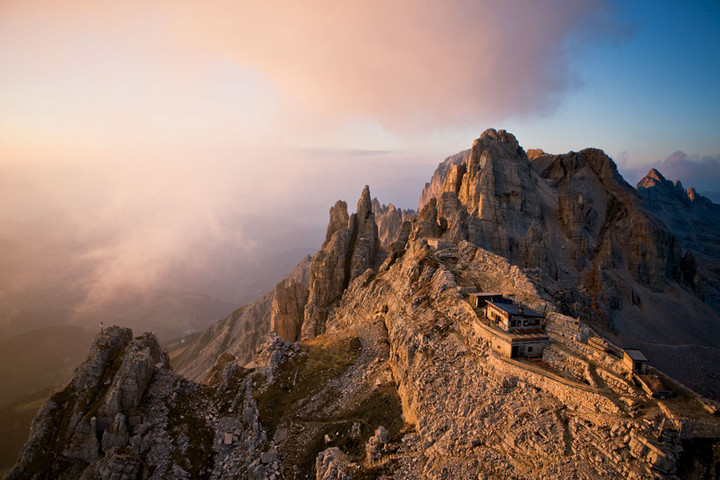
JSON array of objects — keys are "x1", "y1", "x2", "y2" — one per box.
[
  {"x1": 269, "y1": 262, "x2": 311, "y2": 342},
  {"x1": 177, "y1": 186, "x2": 387, "y2": 380},
  {"x1": 7, "y1": 327, "x2": 168, "y2": 479},
  {"x1": 302, "y1": 185, "x2": 383, "y2": 338},
  {"x1": 173, "y1": 256, "x2": 311, "y2": 382},
  {"x1": 316, "y1": 447, "x2": 352, "y2": 480},
  {"x1": 372, "y1": 198, "x2": 416, "y2": 251},
  {"x1": 419, "y1": 149, "x2": 471, "y2": 211},
  {"x1": 8, "y1": 326, "x2": 288, "y2": 479}
]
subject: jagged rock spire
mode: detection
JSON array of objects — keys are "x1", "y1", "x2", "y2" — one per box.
[
  {"x1": 302, "y1": 186, "x2": 382, "y2": 339},
  {"x1": 357, "y1": 185, "x2": 372, "y2": 221}
]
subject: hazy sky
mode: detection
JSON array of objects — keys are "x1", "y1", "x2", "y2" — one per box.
[
  {"x1": 1, "y1": 1, "x2": 719, "y2": 336},
  {"x1": 2, "y1": 0, "x2": 720, "y2": 205}
]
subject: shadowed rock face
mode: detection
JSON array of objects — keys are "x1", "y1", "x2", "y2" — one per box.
[
  {"x1": 531, "y1": 148, "x2": 684, "y2": 314},
  {"x1": 7, "y1": 327, "x2": 168, "y2": 479},
  {"x1": 637, "y1": 168, "x2": 720, "y2": 311}
]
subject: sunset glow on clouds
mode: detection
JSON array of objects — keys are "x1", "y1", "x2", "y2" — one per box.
[
  {"x1": 1, "y1": 0, "x2": 624, "y2": 158},
  {"x1": 0, "y1": 0, "x2": 719, "y2": 335},
  {"x1": 2, "y1": 1, "x2": 718, "y2": 171}
]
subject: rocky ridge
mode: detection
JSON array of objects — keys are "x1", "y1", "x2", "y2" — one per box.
[
  {"x1": 9, "y1": 237, "x2": 720, "y2": 479},
  {"x1": 172, "y1": 257, "x2": 311, "y2": 382},
  {"x1": 301, "y1": 185, "x2": 382, "y2": 339},
  {"x1": 371, "y1": 198, "x2": 415, "y2": 251},
  {"x1": 9, "y1": 130, "x2": 720, "y2": 479}
]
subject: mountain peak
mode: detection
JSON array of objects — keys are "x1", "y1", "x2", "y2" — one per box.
[
  {"x1": 477, "y1": 128, "x2": 520, "y2": 150},
  {"x1": 637, "y1": 168, "x2": 668, "y2": 189},
  {"x1": 357, "y1": 185, "x2": 372, "y2": 220}
]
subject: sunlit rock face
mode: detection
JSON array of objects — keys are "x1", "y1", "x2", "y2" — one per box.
[
  {"x1": 302, "y1": 185, "x2": 383, "y2": 339},
  {"x1": 419, "y1": 149, "x2": 471, "y2": 212},
  {"x1": 270, "y1": 250, "x2": 312, "y2": 343},
  {"x1": 416, "y1": 129, "x2": 689, "y2": 323}
]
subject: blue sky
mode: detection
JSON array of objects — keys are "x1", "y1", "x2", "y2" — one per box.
[{"x1": 493, "y1": 1, "x2": 720, "y2": 182}]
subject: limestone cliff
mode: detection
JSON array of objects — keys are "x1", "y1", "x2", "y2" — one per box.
[
  {"x1": 270, "y1": 260, "x2": 311, "y2": 343},
  {"x1": 418, "y1": 129, "x2": 720, "y2": 398},
  {"x1": 418, "y1": 149, "x2": 471, "y2": 211}
]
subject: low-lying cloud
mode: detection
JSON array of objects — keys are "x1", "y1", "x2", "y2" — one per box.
[{"x1": 0, "y1": 146, "x2": 437, "y2": 340}]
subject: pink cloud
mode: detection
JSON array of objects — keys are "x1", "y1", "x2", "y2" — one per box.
[
  {"x1": 1, "y1": 0, "x2": 626, "y2": 145},
  {"x1": 164, "y1": 0, "x2": 624, "y2": 130}
]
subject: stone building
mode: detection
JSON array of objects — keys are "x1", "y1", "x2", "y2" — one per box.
[
  {"x1": 470, "y1": 293, "x2": 549, "y2": 359},
  {"x1": 486, "y1": 301, "x2": 543, "y2": 332}
]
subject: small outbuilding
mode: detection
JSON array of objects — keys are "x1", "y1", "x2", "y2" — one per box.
[{"x1": 623, "y1": 349, "x2": 649, "y2": 374}]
